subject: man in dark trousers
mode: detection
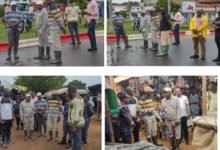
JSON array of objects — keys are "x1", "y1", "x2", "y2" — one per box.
[
  {"x1": 117, "y1": 92, "x2": 134, "y2": 144},
  {"x1": 84, "y1": 0, "x2": 99, "y2": 51},
  {"x1": 0, "y1": 89, "x2": 15, "y2": 148},
  {"x1": 214, "y1": 9, "x2": 220, "y2": 64}
]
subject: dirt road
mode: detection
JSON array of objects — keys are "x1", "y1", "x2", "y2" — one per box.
[{"x1": 5, "y1": 116, "x2": 101, "y2": 150}]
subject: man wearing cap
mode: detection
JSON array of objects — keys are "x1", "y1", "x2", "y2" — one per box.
[
  {"x1": 157, "y1": 7, "x2": 172, "y2": 57},
  {"x1": 20, "y1": 94, "x2": 35, "y2": 141},
  {"x1": 139, "y1": 11, "x2": 150, "y2": 50},
  {"x1": 4, "y1": 1, "x2": 23, "y2": 60},
  {"x1": 148, "y1": 10, "x2": 160, "y2": 51},
  {"x1": 112, "y1": 11, "x2": 132, "y2": 49},
  {"x1": 137, "y1": 86, "x2": 162, "y2": 146},
  {"x1": 46, "y1": 0, "x2": 65, "y2": 64},
  {"x1": 47, "y1": 92, "x2": 63, "y2": 142},
  {"x1": 34, "y1": 92, "x2": 48, "y2": 137},
  {"x1": 58, "y1": 94, "x2": 72, "y2": 148},
  {"x1": 81, "y1": 93, "x2": 94, "y2": 144},
  {"x1": 117, "y1": 92, "x2": 134, "y2": 144},
  {"x1": 213, "y1": 9, "x2": 220, "y2": 63},
  {"x1": 68, "y1": 85, "x2": 85, "y2": 150},
  {"x1": 161, "y1": 87, "x2": 181, "y2": 150},
  {"x1": 34, "y1": 1, "x2": 51, "y2": 60},
  {"x1": 0, "y1": 89, "x2": 15, "y2": 148},
  {"x1": 189, "y1": 9, "x2": 208, "y2": 60}
]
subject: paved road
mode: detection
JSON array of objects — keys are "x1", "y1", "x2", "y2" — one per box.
[
  {"x1": 5, "y1": 115, "x2": 101, "y2": 150},
  {"x1": 107, "y1": 35, "x2": 218, "y2": 66},
  {"x1": 0, "y1": 37, "x2": 104, "y2": 66}
]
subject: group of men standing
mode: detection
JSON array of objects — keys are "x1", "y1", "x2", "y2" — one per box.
[
  {"x1": 3, "y1": 0, "x2": 99, "y2": 64},
  {"x1": 116, "y1": 83, "x2": 217, "y2": 150},
  {"x1": 0, "y1": 85, "x2": 95, "y2": 150},
  {"x1": 111, "y1": 7, "x2": 220, "y2": 63}
]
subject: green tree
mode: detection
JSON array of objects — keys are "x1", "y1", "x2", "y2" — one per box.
[
  {"x1": 155, "y1": 0, "x2": 181, "y2": 12},
  {"x1": 14, "y1": 76, "x2": 67, "y2": 94},
  {"x1": 119, "y1": 10, "x2": 128, "y2": 19},
  {"x1": 67, "y1": 80, "x2": 87, "y2": 89}
]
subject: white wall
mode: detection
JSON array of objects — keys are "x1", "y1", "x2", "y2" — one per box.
[
  {"x1": 112, "y1": 5, "x2": 127, "y2": 12},
  {"x1": 0, "y1": 0, "x2": 30, "y2": 5}
]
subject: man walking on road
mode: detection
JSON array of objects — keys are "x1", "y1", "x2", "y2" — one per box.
[
  {"x1": 157, "y1": 7, "x2": 172, "y2": 57},
  {"x1": 175, "y1": 88, "x2": 190, "y2": 145},
  {"x1": 68, "y1": 85, "x2": 85, "y2": 150},
  {"x1": 4, "y1": 1, "x2": 23, "y2": 61},
  {"x1": 139, "y1": 11, "x2": 150, "y2": 50},
  {"x1": 171, "y1": 9, "x2": 183, "y2": 45},
  {"x1": 189, "y1": 9, "x2": 208, "y2": 60},
  {"x1": 112, "y1": 11, "x2": 132, "y2": 49},
  {"x1": 213, "y1": 9, "x2": 220, "y2": 63},
  {"x1": 84, "y1": 0, "x2": 99, "y2": 51},
  {"x1": 34, "y1": 92, "x2": 48, "y2": 137},
  {"x1": 161, "y1": 87, "x2": 181, "y2": 150},
  {"x1": 20, "y1": 94, "x2": 35, "y2": 141},
  {"x1": 34, "y1": 1, "x2": 51, "y2": 60},
  {"x1": 0, "y1": 89, "x2": 15, "y2": 148},
  {"x1": 46, "y1": 0, "x2": 65, "y2": 64},
  {"x1": 65, "y1": 1, "x2": 81, "y2": 46}
]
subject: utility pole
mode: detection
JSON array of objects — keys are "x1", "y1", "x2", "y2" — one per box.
[
  {"x1": 109, "y1": 0, "x2": 113, "y2": 31},
  {"x1": 168, "y1": 0, "x2": 171, "y2": 14}
]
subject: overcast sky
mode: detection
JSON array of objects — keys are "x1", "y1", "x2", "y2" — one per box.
[
  {"x1": 0, "y1": 76, "x2": 101, "y2": 87},
  {"x1": 112, "y1": 0, "x2": 140, "y2": 4}
]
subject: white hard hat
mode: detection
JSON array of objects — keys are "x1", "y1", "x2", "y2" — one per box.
[
  {"x1": 163, "y1": 87, "x2": 172, "y2": 92},
  {"x1": 36, "y1": 0, "x2": 44, "y2": 5},
  {"x1": 11, "y1": 1, "x2": 17, "y2": 6},
  {"x1": 37, "y1": 92, "x2": 42, "y2": 96},
  {"x1": 25, "y1": 93, "x2": 31, "y2": 97}
]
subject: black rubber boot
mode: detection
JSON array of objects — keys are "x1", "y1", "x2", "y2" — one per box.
[
  {"x1": 14, "y1": 46, "x2": 19, "y2": 59},
  {"x1": 6, "y1": 49, "x2": 11, "y2": 60},
  {"x1": 34, "y1": 46, "x2": 44, "y2": 59},
  {"x1": 29, "y1": 130, "x2": 34, "y2": 140},
  {"x1": 47, "y1": 131, "x2": 53, "y2": 141},
  {"x1": 175, "y1": 138, "x2": 181, "y2": 150},
  {"x1": 152, "y1": 136, "x2": 163, "y2": 146},
  {"x1": 24, "y1": 130, "x2": 28, "y2": 141},
  {"x1": 50, "y1": 51, "x2": 62, "y2": 64},
  {"x1": 58, "y1": 137, "x2": 66, "y2": 144},
  {"x1": 147, "y1": 138, "x2": 152, "y2": 143},
  {"x1": 140, "y1": 40, "x2": 148, "y2": 50},
  {"x1": 42, "y1": 46, "x2": 51, "y2": 60},
  {"x1": 169, "y1": 137, "x2": 176, "y2": 150}
]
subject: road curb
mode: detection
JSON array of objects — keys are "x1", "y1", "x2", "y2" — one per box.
[
  {"x1": 107, "y1": 30, "x2": 215, "y2": 41},
  {"x1": 0, "y1": 30, "x2": 104, "y2": 51}
]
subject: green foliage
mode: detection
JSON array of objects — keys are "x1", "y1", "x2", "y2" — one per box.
[
  {"x1": 119, "y1": 10, "x2": 128, "y2": 19},
  {"x1": 155, "y1": 0, "x2": 181, "y2": 12},
  {"x1": 0, "y1": 6, "x2": 4, "y2": 18},
  {"x1": 14, "y1": 76, "x2": 67, "y2": 93},
  {"x1": 67, "y1": 80, "x2": 87, "y2": 89}
]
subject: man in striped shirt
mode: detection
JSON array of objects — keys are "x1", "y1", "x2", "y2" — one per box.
[
  {"x1": 34, "y1": 92, "x2": 48, "y2": 137},
  {"x1": 137, "y1": 86, "x2": 162, "y2": 146},
  {"x1": 4, "y1": 1, "x2": 23, "y2": 61},
  {"x1": 46, "y1": 0, "x2": 65, "y2": 64},
  {"x1": 112, "y1": 11, "x2": 131, "y2": 49},
  {"x1": 47, "y1": 92, "x2": 62, "y2": 142}
]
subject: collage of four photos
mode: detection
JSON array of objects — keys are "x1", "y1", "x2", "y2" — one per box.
[{"x1": 0, "y1": 0, "x2": 219, "y2": 150}]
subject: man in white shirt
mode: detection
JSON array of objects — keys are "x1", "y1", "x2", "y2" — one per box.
[
  {"x1": 139, "y1": 11, "x2": 150, "y2": 50},
  {"x1": 171, "y1": 9, "x2": 183, "y2": 45},
  {"x1": 175, "y1": 88, "x2": 190, "y2": 145},
  {"x1": 65, "y1": 2, "x2": 81, "y2": 46},
  {"x1": 0, "y1": 89, "x2": 15, "y2": 148}
]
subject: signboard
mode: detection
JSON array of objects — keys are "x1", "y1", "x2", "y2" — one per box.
[
  {"x1": 182, "y1": 1, "x2": 196, "y2": 13},
  {"x1": 198, "y1": 0, "x2": 220, "y2": 4}
]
